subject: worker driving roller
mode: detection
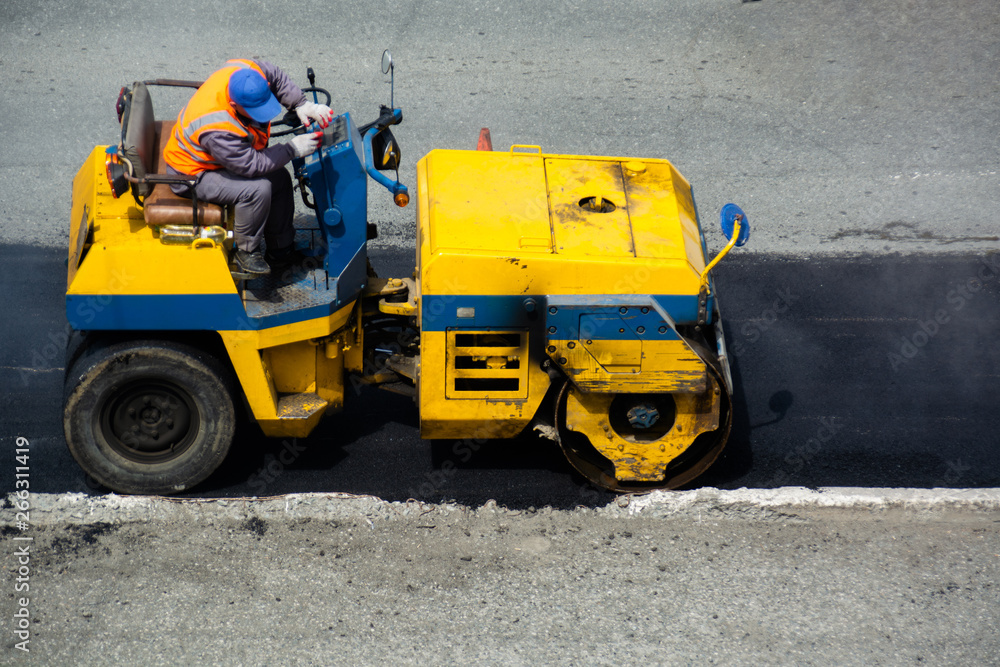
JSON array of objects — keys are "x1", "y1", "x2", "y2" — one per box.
[{"x1": 163, "y1": 58, "x2": 333, "y2": 276}]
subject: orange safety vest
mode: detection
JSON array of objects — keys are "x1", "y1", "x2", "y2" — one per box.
[{"x1": 163, "y1": 59, "x2": 272, "y2": 176}]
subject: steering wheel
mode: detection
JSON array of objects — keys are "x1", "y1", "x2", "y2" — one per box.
[{"x1": 270, "y1": 87, "x2": 332, "y2": 137}]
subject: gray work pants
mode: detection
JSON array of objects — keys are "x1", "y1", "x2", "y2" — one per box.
[{"x1": 170, "y1": 168, "x2": 295, "y2": 253}]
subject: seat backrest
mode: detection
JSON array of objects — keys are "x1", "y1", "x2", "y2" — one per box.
[
  {"x1": 151, "y1": 120, "x2": 174, "y2": 172},
  {"x1": 121, "y1": 82, "x2": 156, "y2": 198},
  {"x1": 141, "y1": 119, "x2": 225, "y2": 228}
]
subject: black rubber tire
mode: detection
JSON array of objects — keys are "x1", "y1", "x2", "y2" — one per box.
[{"x1": 63, "y1": 338, "x2": 236, "y2": 495}]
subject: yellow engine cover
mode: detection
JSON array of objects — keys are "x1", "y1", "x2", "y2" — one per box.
[{"x1": 417, "y1": 148, "x2": 708, "y2": 296}]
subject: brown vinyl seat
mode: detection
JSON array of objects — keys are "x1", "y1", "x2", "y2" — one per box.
[
  {"x1": 119, "y1": 81, "x2": 224, "y2": 227},
  {"x1": 143, "y1": 121, "x2": 224, "y2": 227}
]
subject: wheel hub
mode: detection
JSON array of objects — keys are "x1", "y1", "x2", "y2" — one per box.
[
  {"x1": 100, "y1": 381, "x2": 197, "y2": 462},
  {"x1": 140, "y1": 405, "x2": 162, "y2": 424},
  {"x1": 626, "y1": 403, "x2": 660, "y2": 429}
]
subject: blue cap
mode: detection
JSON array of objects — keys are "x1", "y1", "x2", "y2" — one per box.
[{"x1": 228, "y1": 68, "x2": 282, "y2": 123}]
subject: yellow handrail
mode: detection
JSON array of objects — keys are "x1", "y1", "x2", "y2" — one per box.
[{"x1": 509, "y1": 145, "x2": 542, "y2": 155}]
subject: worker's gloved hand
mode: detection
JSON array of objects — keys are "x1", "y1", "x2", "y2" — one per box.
[
  {"x1": 290, "y1": 131, "x2": 323, "y2": 158},
  {"x1": 295, "y1": 101, "x2": 334, "y2": 129}
]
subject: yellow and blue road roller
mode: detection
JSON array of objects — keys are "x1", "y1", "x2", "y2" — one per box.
[{"x1": 63, "y1": 53, "x2": 749, "y2": 495}]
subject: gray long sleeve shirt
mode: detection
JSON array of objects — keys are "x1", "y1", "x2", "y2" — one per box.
[{"x1": 185, "y1": 60, "x2": 308, "y2": 179}]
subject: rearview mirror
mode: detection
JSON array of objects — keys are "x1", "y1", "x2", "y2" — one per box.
[
  {"x1": 371, "y1": 129, "x2": 401, "y2": 171},
  {"x1": 381, "y1": 50, "x2": 393, "y2": 74},
  {"x1": 719, "y1": 203, "x2": 750, "y2": 247}
]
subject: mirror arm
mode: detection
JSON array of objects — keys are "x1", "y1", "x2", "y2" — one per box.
[
  {"x1": 696, "y1": 217, "x2": 741, "y2": 327},
  {"x1": 362, "y1": 127, "x2": 409, "y2": 203},
  {"x1": 381, "y1": 50, "x2": 395, "y2": 109},
  {"x1": 699, "y1": 217, "x2": 742, "y2": 293}
]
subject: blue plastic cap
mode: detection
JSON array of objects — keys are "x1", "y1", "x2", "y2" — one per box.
[{"x1": 228, "y1": 68, "x2": 282, "y2": 123}]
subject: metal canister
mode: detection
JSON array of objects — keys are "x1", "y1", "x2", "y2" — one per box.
[{"x1": 159, "y1": 225, "x2": 227, "y2": 246}]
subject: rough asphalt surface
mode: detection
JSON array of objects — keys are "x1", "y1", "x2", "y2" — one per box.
[
  {"x1": 4, "y1": 490, "x2": 1000, "y2": 665},
  {"x1": 1, "y1": 0, "x2": 998, "y2": 253},
  {"x1": 1, "y1": 0, "x2": 999, "y2": 664}
]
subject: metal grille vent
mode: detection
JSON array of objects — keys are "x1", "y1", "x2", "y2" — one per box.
[{"x1": 446, "y1": 330, "x2": 529, "y2": 399}]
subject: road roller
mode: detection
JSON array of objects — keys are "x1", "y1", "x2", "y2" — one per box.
[{"x1": 62, "y1": 52, "x2": 749, "y2": 495}]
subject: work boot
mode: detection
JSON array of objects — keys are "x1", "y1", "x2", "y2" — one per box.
[
  {"x1": 233, "y1": 248, "x2": 271, "y2": 275},
  {"x1": 265, "y1": 245, "x2": 310, "y2": 273}
]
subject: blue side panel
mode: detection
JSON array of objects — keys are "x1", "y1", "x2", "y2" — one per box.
[
  {"x1": 548, "y1": 306, "x2": 681, "y2": 341},
  {"x1": 421, "y1": 295, "x2": 537, "y2": 331},
  {"x1": 67, "y1": 288, "x2": 358, "y2": 332},
  {"x1": 652, "y1": 294, "x2": 711, "y2": 324},
  {"x1": 420, "y1": 293, "x2": 707, "y2": 333},
  {"x1": 67, "y1": 294, "x2": 250, "y2": 331},
  {"x1": 242, "y1": 297, "x2": 347, "y2": 329}
]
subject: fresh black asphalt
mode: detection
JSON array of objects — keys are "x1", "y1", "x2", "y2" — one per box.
[{"x1": 2, "y1": 244, "x2": 998, "y2": 508}]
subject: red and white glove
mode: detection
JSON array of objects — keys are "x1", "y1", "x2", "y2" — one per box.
[
  {"x1": 295, "y1": 101, "x2": 334, "y2": 129},
  {"x1": 290, "y1": 131, "x2": 323, "y2": 158}
]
